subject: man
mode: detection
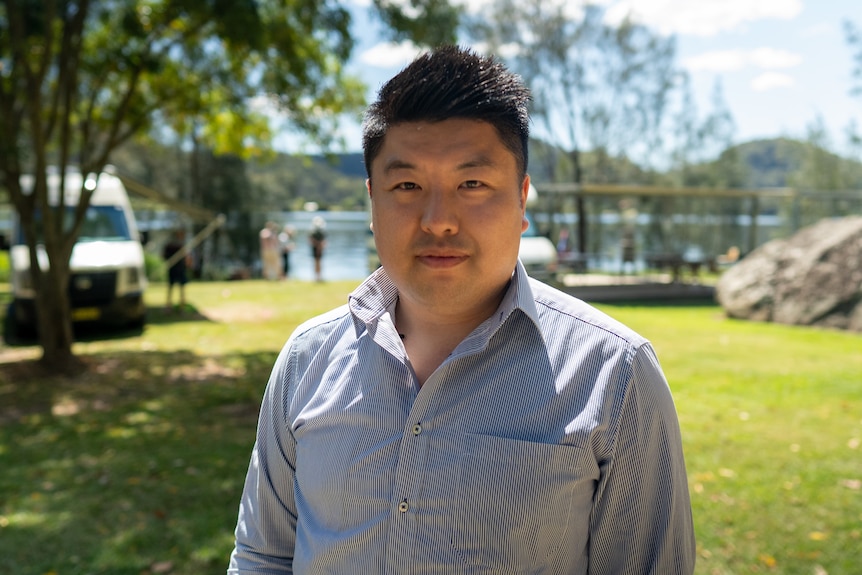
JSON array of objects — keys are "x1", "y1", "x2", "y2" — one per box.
[
  {"x1": 163, "y1": 228, "x2": 191, "y2": 313},
  {"x1": 308, "y1": 216, "x2": 327, "y2": 282},
  {"x1": 279, "y1": 224, "x2": 296, "y2": 279},
  {"x1": 260, "y1": 221, "x2": 282, "y2": 280},
  {"x1": 229, "y1": 46, "x2": 695, "y2": 574}
]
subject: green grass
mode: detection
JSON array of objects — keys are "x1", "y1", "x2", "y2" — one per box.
[
  {"x1": 1, "y1": 280, "x2": 861, "y2": 574},
  {"x1": 604, "y1": 304, "x2": 862, "y2": 574}
]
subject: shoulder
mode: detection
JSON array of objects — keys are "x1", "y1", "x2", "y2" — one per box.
[
  {"x1": 266, "y1": 304, "x2": 355, "y2": 406},
  {"x1": 527, "y1": 278, "x2": 647, "y2": 350},
  {"x1": 286, "y1": 304, "x2": 352, "y2": 351}
]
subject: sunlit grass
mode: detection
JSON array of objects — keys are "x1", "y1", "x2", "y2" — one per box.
[
  {"x1": 599, "y1": 304, "x2": 862, "y2": 575},
  {"x1": 1, "y1": 280, "x2": 860, "y2": 574}
]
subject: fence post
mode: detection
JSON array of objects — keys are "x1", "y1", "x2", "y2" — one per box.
[{"x1": 748, "y1": 194, "x2": 759, "y2": 254}]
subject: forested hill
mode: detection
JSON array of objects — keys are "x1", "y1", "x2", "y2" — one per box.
[
  {"x1": 728, "y1": 138, "x2": 862, "y2": 189},
  {"x1": 311, "y1": 153, "x2": 366, "y2": 179},
  {"x1": 732, "y1": 138, "x2": 812, "y2": 187}
]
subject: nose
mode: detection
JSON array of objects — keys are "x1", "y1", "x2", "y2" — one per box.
[{"x1": 420, "y1": 189, "x2": 458, "y2": 236}]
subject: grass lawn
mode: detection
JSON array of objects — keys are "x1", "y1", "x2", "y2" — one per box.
[{"x1": 1, "y1": 279, "x2": 860, "y2": 574}]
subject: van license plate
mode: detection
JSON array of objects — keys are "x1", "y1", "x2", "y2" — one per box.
[{"x1": 73, "y1": 307, "x2": 100, "y2": 321}]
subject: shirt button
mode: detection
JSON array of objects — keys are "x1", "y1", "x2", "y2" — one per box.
[
  {"x1": 398, "y1": 500, "x2": 409, "y2": 513},
  {"x1": 412, "y1": 424, "x2": 422, "y2": 436}
]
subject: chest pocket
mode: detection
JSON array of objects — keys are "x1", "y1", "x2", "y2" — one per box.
[{"x1": 450, "y1": 434, "x2": 599, "y2": 573}]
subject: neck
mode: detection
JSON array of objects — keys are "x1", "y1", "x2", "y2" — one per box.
[{"x1": 395, "y1": 294, "x2": 502, "y2": 347}]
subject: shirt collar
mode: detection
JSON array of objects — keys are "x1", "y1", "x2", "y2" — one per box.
[{"x1": 347, "y1": 261, "x2": 541, "y2": 339}]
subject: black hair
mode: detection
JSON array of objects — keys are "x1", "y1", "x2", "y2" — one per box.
[{"x1": 362, "y1": 45, "x2": 531, "y2": 179}]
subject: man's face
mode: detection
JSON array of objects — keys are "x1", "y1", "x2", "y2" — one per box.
[{"x1": 367, "y1": 118, "x2": 529, "y2": 317}]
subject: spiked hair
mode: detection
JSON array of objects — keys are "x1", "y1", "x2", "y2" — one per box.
[{"x1": 362, "y1": 45, "x2": 531, "y2": 179}]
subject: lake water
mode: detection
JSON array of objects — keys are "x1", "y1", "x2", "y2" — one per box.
[{"x1": 279, "y1": 211, "x2": 372, "y2": 282}]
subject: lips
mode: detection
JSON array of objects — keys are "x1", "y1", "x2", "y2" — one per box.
[{"x1": 416, "y1": 251, "x2": 469, "y2": 269}]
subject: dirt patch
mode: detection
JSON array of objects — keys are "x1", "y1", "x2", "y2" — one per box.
[{"x1": 0, "y1": 346, "x2": 41, "y2": 367}]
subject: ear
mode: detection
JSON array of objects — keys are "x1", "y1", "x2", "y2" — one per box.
[
  {"x1": 366, "y1": 179, "x2": 374, "y2": 233},
  {"x1": 520, "y1": 175, "x2": 530, "y2": 234}
]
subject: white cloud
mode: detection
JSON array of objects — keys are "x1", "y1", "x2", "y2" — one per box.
[
  {"x1": 495, "y1": 42, "x2": 523, "y2": 59},
  {"x1": 352, "y1": 0, "x2": 493, "y2": 16},
  {"x1": 683, "y1": 50, "x2": 749, "y2": 72},
  {"x1": 751, "y1": 72, "x2": 795, "y2": 92},
  {"x1": 683, "y1": 47, "x2": 801, "y2": 72},
  {"x1": 456, "y1": 0, "x2": 493, "y2": 13},
  {"x1": 457, "y1": 0, "x2": 584, "y2": 18},
  {"x1": 358, "y1": 41, "x2": 425, "y2": 69},
  {"x1": 801, "y1": 22, "x2": 833, "y2": 38},
  {"x1": 748, "y1": 47, "x2": 802, "y2": 69},
  {"x1": 605, "y1": 0, "x2": 803, "y2": 37}
]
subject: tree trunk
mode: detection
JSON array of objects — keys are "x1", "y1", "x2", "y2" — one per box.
[
  {"x1": 34, "y1": 257, "x2": 85, "y2": 375},
  {"x1": 571, "y1": 148, "x2": 587, "y2": 255}
]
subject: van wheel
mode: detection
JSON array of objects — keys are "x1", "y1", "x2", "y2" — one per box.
[
  {"x1": 3, "y1": 302, "x2": 35, "y2": 345},
  {"x1": 127, "y1": 314, "x2": 146, "y2": 332},
  {"x1": 1, "y1": 303, "x2": 14, "y2": 344}
]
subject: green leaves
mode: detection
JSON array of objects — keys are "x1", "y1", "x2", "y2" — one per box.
[{"x1": 372, "y1": 0, "x2": 461, "y2": 47}]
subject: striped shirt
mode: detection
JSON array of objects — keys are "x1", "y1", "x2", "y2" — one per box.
[{"x1": 229, "y1": 262, "x2": 696, "y2": 574}]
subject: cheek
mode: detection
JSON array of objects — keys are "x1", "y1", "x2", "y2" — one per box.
[
  {"x1": 373, "y1": 198, "x2": 418, "y2": 232},
  {"x1": 370, "y1": 208, "x2": 403, "y2": 254}
]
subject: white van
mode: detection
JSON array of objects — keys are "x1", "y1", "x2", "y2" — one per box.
[{"x1": 6, "y1": 169, "x2": 147, "y2": 334}]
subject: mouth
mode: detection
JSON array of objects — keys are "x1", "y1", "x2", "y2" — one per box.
[{"x1": 416, "y1": 252, "x2": 469, "y2": 269}]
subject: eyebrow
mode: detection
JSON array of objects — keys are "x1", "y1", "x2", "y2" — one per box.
[
  {"x1": 455, "y1": 156, "x2": 497, "y2": 171},
  {"x1": 381, "y1": 159, "x2": 415, "y2": 174}
]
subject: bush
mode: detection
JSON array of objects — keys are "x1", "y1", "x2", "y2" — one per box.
[
  {"x1": 144, "y1": 250, "x2": 167, "y2": 282},
  {"x1": 0, "y1": 250, "x2": 9, "y2": 283}
]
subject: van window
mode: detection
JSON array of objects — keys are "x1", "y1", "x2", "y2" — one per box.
[{"x1": 15, "y1": 206, "x2": 132, "y2": 245}]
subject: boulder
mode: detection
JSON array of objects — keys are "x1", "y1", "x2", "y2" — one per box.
[{"x1": 715, "y1": 216, "x2": 862, "y2": 332}]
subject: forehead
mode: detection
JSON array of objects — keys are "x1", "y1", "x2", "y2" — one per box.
[{"x1": 372, "y1": 119, "x2": 517, "y2": 175}]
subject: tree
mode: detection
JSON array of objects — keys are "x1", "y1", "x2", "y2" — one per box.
[
  {"x1": 0, "y1": 0, "x2": 458, "y2": 374},
  {"x1": 845, "y1": 20, "x2": 862, "y2": 163},
  {"x1": 468, "y1": 0, "x2": 678, "y2": 254},
  {"x1": 846, "y1": 20, "x2": 862, "y2": 99},
  {"x1": 794, "y1": 116, "x2": 843, "y2": 191}
]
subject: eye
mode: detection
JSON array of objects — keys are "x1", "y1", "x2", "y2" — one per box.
[
  {"x1": 395, "y1": 182, "x2": 418, "y2": 191},
  {"x1": 462, "y1": 180, "x2": 483, "y2": 189}
]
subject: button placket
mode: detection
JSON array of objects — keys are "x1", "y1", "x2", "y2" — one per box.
[{"x1": 384, "y1": 397, "x2": 434, "y2": 571}]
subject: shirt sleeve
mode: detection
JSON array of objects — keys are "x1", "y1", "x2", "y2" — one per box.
[
  {"x1": 588, "y1": 342, "x2": 696, "y2": 575},
  {"x1": 228, "y1": 347, "x2": 298, "y2": 575}
]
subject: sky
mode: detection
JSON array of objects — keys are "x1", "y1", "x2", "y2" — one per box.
[{"x1": 279, "y1": 0, "x2": 862, "y2": 156}]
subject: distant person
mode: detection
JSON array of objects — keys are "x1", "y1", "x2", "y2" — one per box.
[
  {"x1": 278, "y1": 224, "x2": 296, "y2": 279},
  {"x1": 229, "y1": 46, "x2": 694, "y2": 574},
  {"x1": 259, "y1": 221, "x2": 281, "y2": 280},
  {"x1": 163, "y1": 229, "x2": 191, "y2": 313},
  {"x1": 620, "y1": 225, "x2": 636, "y2": 275},
  {"x1": 309, "y1": 216, "x2": 327, "y2": 282},
  {"x1": 557, "y1": 227, "x2": 570, "y2": 255}
]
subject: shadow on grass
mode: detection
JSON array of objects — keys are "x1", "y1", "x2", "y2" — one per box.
[
  {"x1": 600, "y1": 298, "x2": 721, "y2": 308},
  {"x1": 2, "y1": 304, "x2": 214, "y2": 348},
  {"x1": 143, "y1": 303, "x2": 212, "y2": 326},
  {"x1": 0, "y1": 347, "x2": 277, "y2": 575}
]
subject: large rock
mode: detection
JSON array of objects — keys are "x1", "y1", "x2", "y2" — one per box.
[{"x1": 715, "y1": 216, "x2": 862, "y2": 331}]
